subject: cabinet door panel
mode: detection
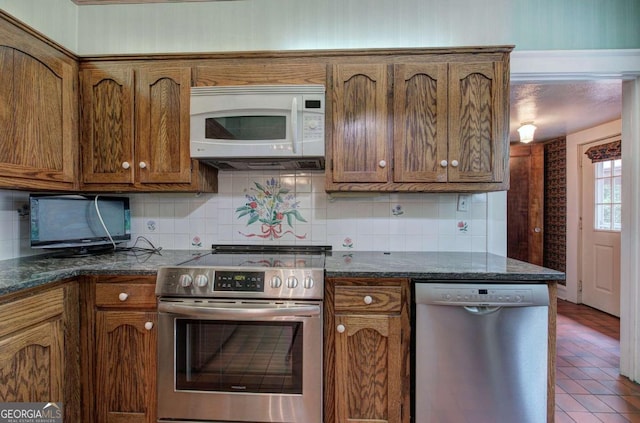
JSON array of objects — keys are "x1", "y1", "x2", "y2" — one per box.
[
  {"x1": 332, "y1": 64, "x2": 389, "y2": 183},
  {"x1": 81, "y1": 68, "x2": 135, "y2": 184},
  {"x1": 448, "y1": 61, "x2": 505, "y2": 183},
  {"x1": 334, "y1": 314, "x2": 401, "y2": 423},
  {"x1": 136, "y1": 67, "x2": 192, "y2": 184},
  {"x1": 0, "y1": 320, "x2": 64, "y2": 403},
  {"x1": 393, "y1": 63, "x2": 448, "y2": 183},
  {"x1": 0, "y1": 45, "x2": 75, "y2": 185},
  {"x1": 95, "y1": 310, "x2": 157, "y2": 423}
]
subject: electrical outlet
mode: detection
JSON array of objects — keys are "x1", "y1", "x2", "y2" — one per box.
[{"x1": 457, "y1": 194, "x2": 470, "y2": 212}]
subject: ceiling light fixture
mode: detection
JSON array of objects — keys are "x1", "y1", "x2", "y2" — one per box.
[{"x1": 517, "y1": 122, "x2": 537, "y2": 144}]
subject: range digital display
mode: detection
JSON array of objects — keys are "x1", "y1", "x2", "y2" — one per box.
[{"x1": 214, "y1": 271, "x2": 265, "y2": 292}]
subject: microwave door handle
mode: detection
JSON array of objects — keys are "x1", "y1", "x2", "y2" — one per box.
[
  {"x1": 158, "y1": 302, "x2": 320, "y2": 318},
  {"x1": 291, "y1": 97, "x2": 298, "y2": 154}
]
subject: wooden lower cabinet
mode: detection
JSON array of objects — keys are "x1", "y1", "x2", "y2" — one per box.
[
  {"x1": 82, "y1": 275, "x2": 157, "y2": 423},
  {"x1": 0, "y1": 283, "x2": 80, "y2": 421},
  {"x1": 325, "y1": 278, "x2": 410, "y2": 423}
]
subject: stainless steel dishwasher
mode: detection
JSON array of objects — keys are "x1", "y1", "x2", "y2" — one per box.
[{"x1": 413, "y1": 282, "x2": 549, "y2": 423}]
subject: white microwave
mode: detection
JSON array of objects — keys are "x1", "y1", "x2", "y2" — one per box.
[{"x1": 190, "y1": 84, "x2": 325, "y2": 170}]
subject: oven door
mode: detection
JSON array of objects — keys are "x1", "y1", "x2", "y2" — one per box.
[{"x1": 157, "y1": 298, "x2": 322, "y2": 423}]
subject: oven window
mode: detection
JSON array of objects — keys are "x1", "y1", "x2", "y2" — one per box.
[
  {"x1": 205, "y1": 116, "x2": 287, "y2": 140},
  {"x1": 175, "y1": 319, "x2": 303, "y2": 394}
]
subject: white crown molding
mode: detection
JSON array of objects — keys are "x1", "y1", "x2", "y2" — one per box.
[{"x1": 511, "y1": 49, "x2": 640, "y2": 81}]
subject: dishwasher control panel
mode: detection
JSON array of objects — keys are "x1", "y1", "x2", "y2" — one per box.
[{"x1": 414, "y1": 283, "x2": 549, "y2": 307}]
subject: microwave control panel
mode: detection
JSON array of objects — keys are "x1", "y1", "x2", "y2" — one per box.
[{"x1": 302, "y1": 95, "x2": 324, "y2": 142}]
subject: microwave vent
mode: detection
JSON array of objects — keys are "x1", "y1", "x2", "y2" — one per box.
[
  {"x1": 297, "y1": 159, "x2": 324, "y2": 170},
  {"x1": 199, "y1": 158, "x2": 324, "y2": 171}
]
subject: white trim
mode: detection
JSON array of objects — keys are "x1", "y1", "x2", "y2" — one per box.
[
  {"x1": 510, "y1": 50, "x2": 640, "y2": 383},
  {"x1": 620, "y1": 77, "x2": 640, "y2": 382},
  {"x1": 511, "y1": 49, "x2": 640, "y2": 81}
]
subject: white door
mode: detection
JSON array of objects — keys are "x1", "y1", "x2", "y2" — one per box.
[{"x1": 580, "y1": 140, "x2": 621, "y2": 316}]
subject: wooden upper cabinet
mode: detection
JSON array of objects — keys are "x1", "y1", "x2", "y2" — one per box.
[
  {"x1": 0, "y1": 17, "x2": 78, "y2": 191},
  {"x1": 327, "y1": 48, "x2": 511, "y2": 192},
  {"x1": 448, "y1": 61, "x2": 506, "y2": 184},
  {"x1": 331, "y1": 64, "x2": 389, "y2": 183},
  {"x1": 81, "y1": 67, "x2": 135, "y2": 184},
  {"x1": 393, "y1": 63, "x2": 448, "y2": 183},
  {"x1": 136, "y1": 67, "x2": 192, "y2": 184},
  {"x1": 80, "y1": 64, "x2": 217, "y2": 192}
]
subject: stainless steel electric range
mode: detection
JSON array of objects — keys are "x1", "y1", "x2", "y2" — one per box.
[{"x1": 155, "y1": 244, "x2": 330, "y2": 423}]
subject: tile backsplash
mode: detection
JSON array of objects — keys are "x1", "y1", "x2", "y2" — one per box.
[{"x1": 0, "y1": 171, "x2": 498, "y2": 260}]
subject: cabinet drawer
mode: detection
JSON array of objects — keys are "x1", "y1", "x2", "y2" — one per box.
[
  {"x1": 95, "y1": 283, "x2": 156, "y2": 308},
  {"x1": 334, "y1": 286, "x2": 402, "y2": 313}
]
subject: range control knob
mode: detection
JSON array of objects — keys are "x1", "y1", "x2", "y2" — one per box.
[
  {"x1": 303, "y1": 276, "x2": 314, "y2": 289},
  {"x1": 270, "y1": 276, "x2": 283, "y2": 289},
  {"x1": 178, "y1": 274, "x2": 193, "y2": 288},
  {"x1": 194, "y1": 274, "x2": 209, "y2": 288},
  {"x1": 286, "y1": 276, "x2": 299, "y2": 289}
]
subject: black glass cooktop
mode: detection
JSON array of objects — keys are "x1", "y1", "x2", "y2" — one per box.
[{"x1": 179, "y1": 244, "x2": 331, "y2": 269}]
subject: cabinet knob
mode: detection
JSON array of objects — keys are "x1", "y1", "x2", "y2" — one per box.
[
  {"x1": 122, "y1": 161, "x2": 130, "y2": 169},
  {"x1": 139, "y1": 161, "x2": 147, "y2": 169},
  {"x1": 118, "y1": 292, "x2": 128, "y2": 302},
  {"x1": 337, "y1": 324, "x2": 346, "y2": 333},
  {"x1": 379, "y1": 160, "x2": 387, "y2": 168},
  {"x1": 451, "y1": 160, "x2": 459, "y2": 167},
  {"x1": 440, "y1": 160, "x2": 448, "y2": 167},
  {"x1": 144, "y1": 321, "x2": 154, "y2": 331},
  {"x1": 363, "y1": 295, "x2": 373, "y2": 305}
]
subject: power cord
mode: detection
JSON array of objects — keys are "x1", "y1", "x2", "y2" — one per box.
[
  {"x1": 120, "y1": 236, "x2": 163, "y2": 255},
  {"x1": 94, "y1": 194, "x2": 117, "y2": 251}
]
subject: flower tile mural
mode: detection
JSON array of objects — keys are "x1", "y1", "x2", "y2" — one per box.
[
  {"x1": 235, "y1": 177, "x2": 307, "y2": 240},
  {"x1": 457, "y1": 220, "x2": 469, "y2": 233}
]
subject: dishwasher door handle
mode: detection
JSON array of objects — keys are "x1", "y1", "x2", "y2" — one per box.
[{"x1": 463, "y1": 305, "x2": 502, "y2": 315}]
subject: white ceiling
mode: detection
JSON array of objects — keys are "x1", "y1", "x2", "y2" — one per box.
[{"x1": 509, "y1": 80, "x2": 622, "y2": 143}]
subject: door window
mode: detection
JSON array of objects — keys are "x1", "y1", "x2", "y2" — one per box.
[{"x1": 594, "y1": 159, "x2": 622, "y2": 231}]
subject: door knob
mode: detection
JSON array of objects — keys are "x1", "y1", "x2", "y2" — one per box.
[{"x1": 337, "y1": 324, "x2": 346, "y2": 333}]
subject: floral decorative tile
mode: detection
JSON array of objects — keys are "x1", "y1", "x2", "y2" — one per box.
[
  {"x1": 235, "y1": 177, "x2": 307, "y2": 240},
  {"x1": 457, "y1": 220, "x2": 469, "y2": 233}
]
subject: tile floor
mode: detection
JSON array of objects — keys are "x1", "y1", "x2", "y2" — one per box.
[{"x1": 556, "y1": 299, "x2": 640, "y2": 422}]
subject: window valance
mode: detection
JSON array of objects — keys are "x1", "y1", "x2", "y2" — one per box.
[{"x1": 584, "y1": 140, "x2": 621, "y2": 163}]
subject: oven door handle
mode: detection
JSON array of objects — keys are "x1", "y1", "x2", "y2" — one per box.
[{"x1": 158, "y1": 302, "x2": 321, "y2": 318}]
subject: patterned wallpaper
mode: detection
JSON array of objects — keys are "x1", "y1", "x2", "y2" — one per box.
[{"x1": 544, "y1": 137, "x2": 567, "y2": 275}]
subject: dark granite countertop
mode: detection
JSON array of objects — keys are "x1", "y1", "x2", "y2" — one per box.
[
  {"x1": 325, "y1": 251, "x2": 565, "y2": 282},
  {"x1": 0, "y1": 249, "x2": 564, "y2": 297},
  {"x1": 0, "y1": 249, "x2": 204, "y2": 296}
]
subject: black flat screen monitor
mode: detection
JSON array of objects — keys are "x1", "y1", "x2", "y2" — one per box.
[{"x1": 30, "y1": 194, "x2": 131, "y2": 255}]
